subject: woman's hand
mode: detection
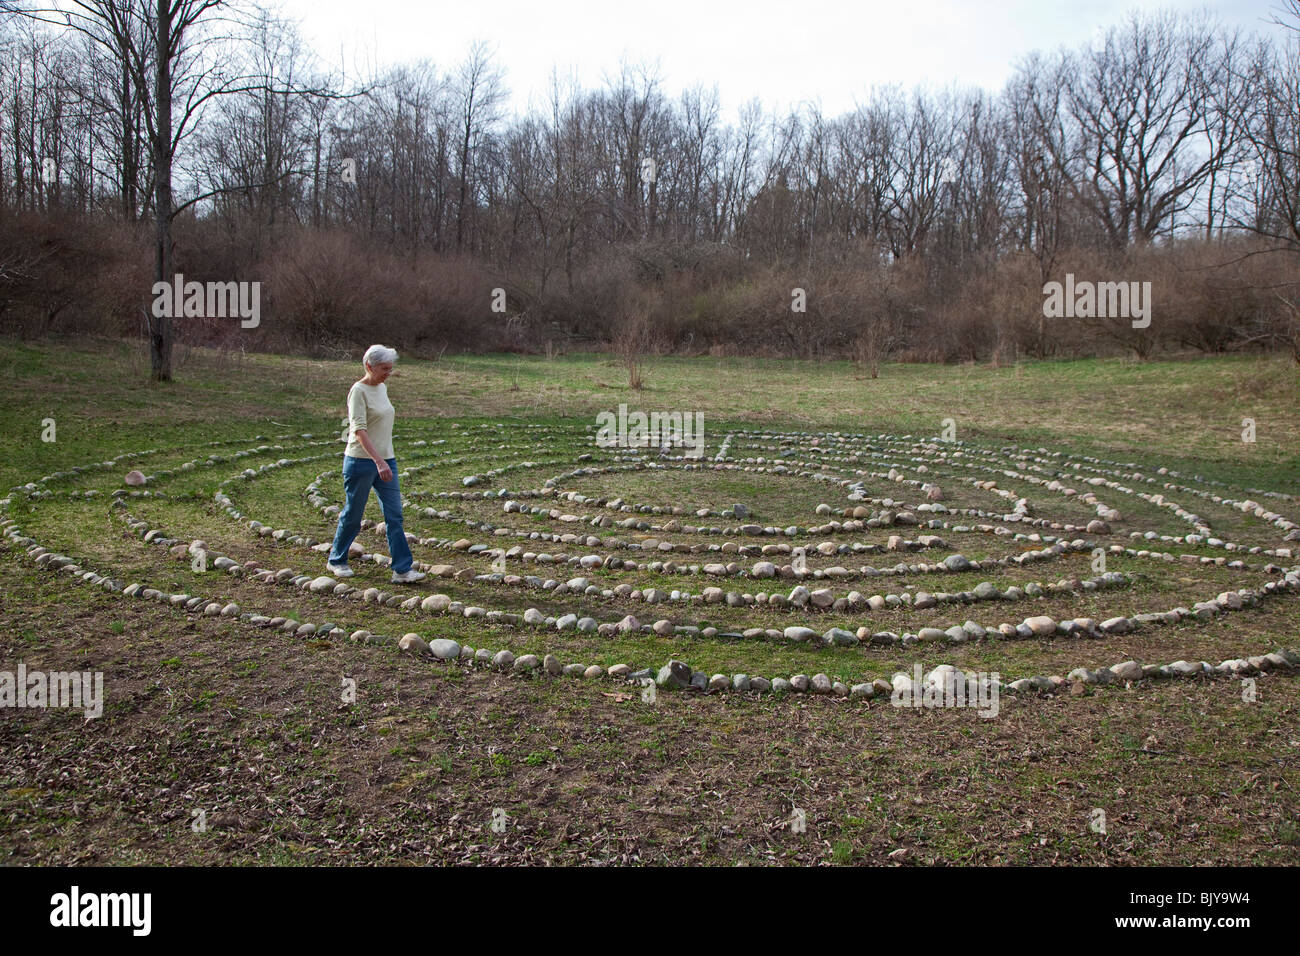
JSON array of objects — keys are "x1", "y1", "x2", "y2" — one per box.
[{"x1": 376, "y1": 461, "x2": 393, "y2": 482}]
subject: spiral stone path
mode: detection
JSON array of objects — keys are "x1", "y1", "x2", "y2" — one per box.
[{"x1": 6, "y1": 422, "x2": 1299, "y2": 703}]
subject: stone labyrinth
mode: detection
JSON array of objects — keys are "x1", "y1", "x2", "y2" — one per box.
[{"x1": 6, "y1": 422, "x2": 1299, "y2": 702}]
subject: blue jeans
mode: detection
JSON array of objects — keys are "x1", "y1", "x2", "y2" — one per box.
[{"x1": 328, "y1": 456, "x2": 413, "y2": 574}]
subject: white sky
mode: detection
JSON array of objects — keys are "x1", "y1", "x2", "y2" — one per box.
[{"x1": 270, "y1": 0, "x2": 1290, "y2": 121}]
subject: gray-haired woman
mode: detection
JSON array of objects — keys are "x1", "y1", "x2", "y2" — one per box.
[{"x1": 327, "y1": 345, "x2": 426, "y2": 583}]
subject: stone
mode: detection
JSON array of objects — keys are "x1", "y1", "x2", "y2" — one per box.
[
  {"x1": 1024, "y1": 616, "x2": 1057, "y2": 636},
  {"x1": 1110, "y1": 660, "x2": 1143, "y2": 681},
  {"x1": 398, "y1": 634, "x2": 430, "y2": 654},
  {"x1": 822, "y1": 627, "x2": 858, "y2": 646},
  {"x1": 492, "y1": 650, "x2": 515, "y2": 669},
  {"x1": 656, "y1": 660, "x2": 692, "y2": 689},
  {"x1": 543, "y1": 654, "x2": 563, "y2": 675},
  {"x1": 514, "y1": 654, "x2": 540, "y2": 672},
  {"x1": 429, "y1": 639, "x2": 461, "y2": 660},
  {"x1": 809, "y1": 588, "x2": 835, "y2": 608}
]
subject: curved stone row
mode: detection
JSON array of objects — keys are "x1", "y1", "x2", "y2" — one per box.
[
  {"x1": 112, "y1": 448, "x2": 1293, "y2": 656},
  {"x1": 8, "y1": 515, "x2": 1299, "y2": 702},
  {"x1": 5, "y1": 423, "x2": 1300, "y2": 704}
]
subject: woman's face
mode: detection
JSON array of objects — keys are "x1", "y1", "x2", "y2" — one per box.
[{"x1": 366, "y1": 361, "x2": 394, "y2": 384}]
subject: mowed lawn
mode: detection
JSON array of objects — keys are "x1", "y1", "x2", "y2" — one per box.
[{"x1": 1, "y1": 336, "x2": 1298, "y2": 865}]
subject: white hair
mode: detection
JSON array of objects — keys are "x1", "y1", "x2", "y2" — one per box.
[{"x1": 363, "y1": 344, "x2": 398, "y2": 367}]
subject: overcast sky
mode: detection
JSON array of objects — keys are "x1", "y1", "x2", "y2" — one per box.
[{"x1": 271, "y1": 0, "x2": 1291, "y2": 120}]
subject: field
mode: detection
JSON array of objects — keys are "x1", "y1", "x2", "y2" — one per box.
[{"x1": 2, "y1": 338, "x2": 1298, "y2": 865}]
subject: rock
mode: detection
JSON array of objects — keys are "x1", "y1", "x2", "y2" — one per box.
[
  {"x1": 583, "y1": 665, "x2": 604, "y2": 679},
  {"x1": 429, "y1": 638, "x2": 461, "y2": 660},
  {"x1": 751, "y1": 561, "x2": 777, "y2": 578},
  {"x1": 1086, "y1": 519, "x2": 1111, "y2": 534},
  {"x1": 732, "y1": 503, "x2": 749, "y2": 518},
  {"x1": 308, "y1": 575, "x2": 336, "y2": 593},
  {"x1": 543, "y1": 654, "x2": 563, "y2": 675},
  {"x1": 809, "y1": 588, "x2": 835, "y2": 608},
  {"x1": 656, "y1": 660, "x2": 692, "y2": 689},
  {"x1": 810, "y1": 673, "x2": 833, "y2": 694},
  {"x1": 1024, "y1": 616, "x2": 1057, "y2": 636},
  {"x1": 822, "y1": 627, "x2": 858, "y2": 646},
  {"x1": 771, "y1": 678, "x2": 792, "y2": 694},
  {"x1": 124, "y1": 470, "x2": 146, "y2": 486},
  {"x1": 514, "y1": 654, "x2": 540, "y2": 672},
  {"x1": 492, "y1": 649, "x2": 515, "y2": 669},
  {"x1": 784, "y1": 626, "x2": 819, "y2": 643},
  {"x1": 608, "y1": 664, "x2": 631, "y2": 679},
  {"x1": 1110, "y1": 660, "x2": 1143, "y2": 681},
  {"x1": 398, "y1": 634, "x2": 430, "y2": 654},
  {"x1": 850, "y1": 682, "x2": 875, "y2": 698},
  {"x1": 942, "y1": 554, "x2": 971, "y2": 572},
  {"x1": 1100, "y1": 616, "x2": 1132, "y2": 634}
]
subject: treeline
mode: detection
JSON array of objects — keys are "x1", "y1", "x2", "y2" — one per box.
[{"x1": 1, "y1": 3, "x2": 1298, "y2": 364}]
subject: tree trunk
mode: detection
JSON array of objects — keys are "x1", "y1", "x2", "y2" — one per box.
[{"x1": 151, "y1": 0, "x2": 173, "y2": 382}]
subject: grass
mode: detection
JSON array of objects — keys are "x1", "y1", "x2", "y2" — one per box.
[{"x1": 0, "y1": 335, "x2": 1298, "y2": 866}]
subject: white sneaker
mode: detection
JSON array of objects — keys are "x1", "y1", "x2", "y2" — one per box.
[
  {"x1": 391, "y1": 569, "x2": 427, "y2": 584},
  {"x1": 327, "y1": 563, "x2": 354, "y2": 578}
]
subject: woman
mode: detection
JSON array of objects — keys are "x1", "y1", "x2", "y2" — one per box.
[{"x1": 327, "y1": 344, "x2": 426, "y2": 583}]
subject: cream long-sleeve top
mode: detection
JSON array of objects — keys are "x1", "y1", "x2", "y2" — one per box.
[{"x1": 343, "y1": 381, "x2": 396, "y2": 459}]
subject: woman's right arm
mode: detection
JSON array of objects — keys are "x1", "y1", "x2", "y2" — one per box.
[{"x1": 353, "y1": 429, "x2": 392, "y2": 481}]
